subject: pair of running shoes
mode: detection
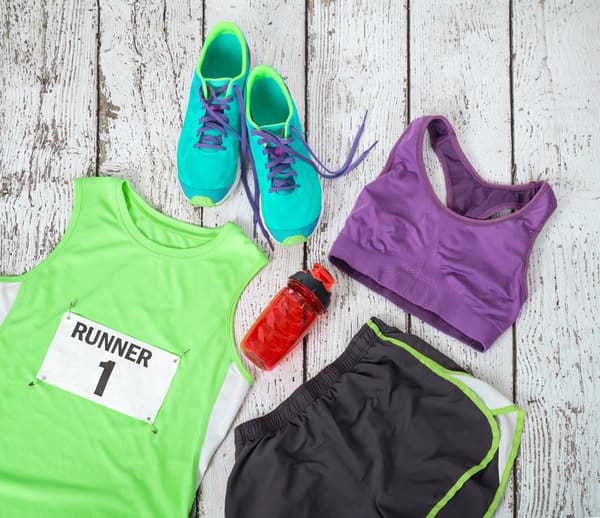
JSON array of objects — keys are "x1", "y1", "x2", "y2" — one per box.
[{"x1": 177, "y1": 21, "x2": 375, "y2": 247}]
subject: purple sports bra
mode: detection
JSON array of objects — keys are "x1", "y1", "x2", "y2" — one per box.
[{"x1": 329, "y1": 115, "x2": 557, "y2": 351}]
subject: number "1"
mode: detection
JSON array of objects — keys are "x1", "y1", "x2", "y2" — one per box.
[{"x1": 94, "y1": 360, "x2": 116, "y2": 396}]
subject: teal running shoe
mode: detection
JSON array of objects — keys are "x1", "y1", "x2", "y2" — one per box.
[
  {"x1": 177, "y1": 21, "x2": 249, "y2": 207},
  {"x1": 242, "y1": 65, "x2": 376, "y2": 247}
]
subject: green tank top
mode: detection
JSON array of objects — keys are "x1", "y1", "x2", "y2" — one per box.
[{"x1": 0, "y1": 177, "x2": 268, "y2": 517}]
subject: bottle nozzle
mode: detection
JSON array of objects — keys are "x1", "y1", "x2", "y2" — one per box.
[{"x1": 311, "y1": 263, "x2": 335, "y2": 292}]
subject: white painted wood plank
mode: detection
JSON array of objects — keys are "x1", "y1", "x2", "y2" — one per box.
[
  {"x1": 199, "y1": 3, "x2": 306, "y2": 517},
  {"x1": 304, "y1": 0, "x2": 408, "y2": 371},
  {"x1": 98, "y1": 0, "x2": 203, "y2": 224},
  {"x1": 1, "y1": 2, "x2": 595, "y2": 517},
  {"x1": 410, "y1": 2, "x2": 514, "y2": 516},
  {"x1": 512, "y1": 1, "x2": 600, "y2": 515},
  {"x1": 0, "y1": 0, "x2": 97, "y2": 275}
]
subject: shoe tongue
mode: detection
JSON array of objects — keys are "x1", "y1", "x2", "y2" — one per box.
[
  {"x1": 203, "y1": 78, "x2": 231, "y2": 97},
  {"x1": 260, "y1": 122, "x2": 287, "y2": 138}
]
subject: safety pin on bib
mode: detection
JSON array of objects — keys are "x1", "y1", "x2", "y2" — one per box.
[
  {"x1": 67, "y1": 300, "x2": 77, "y2": 320},
  {"x1": 28, "y1": 375, "x2": 46, "y2": 387}
]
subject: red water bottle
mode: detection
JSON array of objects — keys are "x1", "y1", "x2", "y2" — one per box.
[{"x1": 241, "y1": 263, "x2": 335, "y2": 370}]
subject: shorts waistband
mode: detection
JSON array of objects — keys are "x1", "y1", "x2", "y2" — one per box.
[{"x1": 235, "y1": 322, "x2": 378, "y2": 448}]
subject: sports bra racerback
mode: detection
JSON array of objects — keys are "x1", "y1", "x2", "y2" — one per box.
[{"x1": 330, "y1": 115, "x2": 557, "y2": 351}]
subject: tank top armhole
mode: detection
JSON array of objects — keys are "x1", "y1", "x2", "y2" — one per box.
[
  {"x1": 0, "y1": 177, "x2": 84, "y2": 333},
  {"x1": 0, "y1": 176, "x2": 84, "y2": 284},
  {"x1": 226, "y1": 246, "x2": 269, "y2": 386}
]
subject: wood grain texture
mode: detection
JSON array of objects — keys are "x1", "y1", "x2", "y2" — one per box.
[
  {"x1": 512, "y1": 0, "x2": 600, "y2": 516},
  {"x1": 0, "y1": 0, "x2": 598, "y2": 516},
  {"x1": 98, "y1": 0, "x2": 203, "y2": 222},
  {"x1": 304, "y1": 0, "x2": 408, "y2": 372},
  {"x1": 0, "y1": 0, "x2": 97, "y2": 275},
  {"x1": 198, "y1": 2, "x2": 306, "y2": 517},
  {"x1": 409, "y1": 2, "x2": 514, "y2": 516}
]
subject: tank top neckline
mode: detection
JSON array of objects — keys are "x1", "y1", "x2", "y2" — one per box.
[
  {"x1": 113, "y1": 178, "x2": 234, "y2": 258},
  {"x1": 414, "y1": 115, "x2": 551, "y2": 227}
]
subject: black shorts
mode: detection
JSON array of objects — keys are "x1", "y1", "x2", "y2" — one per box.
[{"x1": 225, "y1": 318, "x2": 523, "y2": 518}]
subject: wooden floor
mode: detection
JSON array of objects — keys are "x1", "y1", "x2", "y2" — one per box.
[{"x1": 1, "y1": 1, "x2": 598, "y2": 517}]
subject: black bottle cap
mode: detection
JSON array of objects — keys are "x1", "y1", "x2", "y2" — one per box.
[{"x1": 289, "y1": 263, "x2": 335, "y2": 310}]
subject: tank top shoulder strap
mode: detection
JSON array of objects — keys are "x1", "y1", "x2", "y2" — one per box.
[
  {"x1": 76, "y1": 175, "x2": 122, "y2": 212},
  {"x1": 74, "y1": 175, "x2": 131, "y2": 230},
  {"x1": 39, "y1": 176, "x2": 125, "y2": 268},
  {"x1": 407, "y1": 115, "x2": 556, "y2": 226},
  {"x1": 0, "y1": 176, "x2": 115, "y2": 285}
]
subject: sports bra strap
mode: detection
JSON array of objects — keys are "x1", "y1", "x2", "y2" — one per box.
[{"x1": 419, "y1": 116, "x2": 555, "y2": 224}]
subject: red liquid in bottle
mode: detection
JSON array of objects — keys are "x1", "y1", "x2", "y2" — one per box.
[{"x1": 242, "y1": 264, "x2": 335, "y2": 370}]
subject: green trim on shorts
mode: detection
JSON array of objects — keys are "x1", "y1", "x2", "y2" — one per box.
[
  {"x1": 366, "y1": 319, "x2": 502, "y2": 518},
  {"x1": 484, "y1": 405, "x2": 525, "y2": 518}
]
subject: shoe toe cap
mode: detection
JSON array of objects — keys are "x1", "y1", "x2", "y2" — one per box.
[
  {"x1": 268, "y1": 219, "x2": 319, "y2": 246},
  {"x1": 177, "y1": 153, "x2": 238, "y2": 205},
  {"x1": 179, "y1": 182, "x2": 232, "y2": 206}
]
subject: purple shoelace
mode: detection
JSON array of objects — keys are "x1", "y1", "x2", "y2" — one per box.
[
  {"x1": 241, "y1": 112, "x2": 377, "y2": 249},
  {"x1": 194, "y1": 84, "x2": 246, "y2": 151},
  {"x1": 193, "y1": 84, "x2": 376, "y2": 250}
]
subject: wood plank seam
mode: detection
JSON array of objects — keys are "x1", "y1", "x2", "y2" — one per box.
[{"x1": 508, "y1": 1, "x2": 518, "y2": 515}]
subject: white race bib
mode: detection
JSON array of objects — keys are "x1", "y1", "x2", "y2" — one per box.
[{"x1": 38, "y1": 313, "x2": 180, "y2": 423}]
